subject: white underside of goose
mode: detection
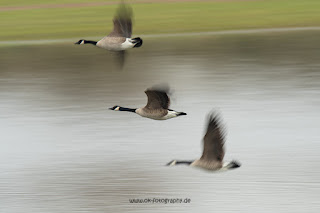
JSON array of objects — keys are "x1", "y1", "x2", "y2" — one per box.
[
  {"x1": 121, "y1": 38, "x2": 137, "y2": 49},
  {"x1": 160, "y1": 111, "x2": 181, "y2": 120},
  {"x1": 136, "y1": 110, "x2": 180, "y2": 120},
  {"x1": 167, "y1": 160, "x2": 236, "y2": 171},
  {"x1": 190, "y1": 161, "x2": 235, "y2": 171}
]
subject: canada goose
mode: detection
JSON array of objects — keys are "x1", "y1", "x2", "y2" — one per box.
[
  {"x1": 74, "y1": 3, "x2": 142, "y2": 65},
  {"x1": 167, "y1": 112, "x2": 241, "y2": 171},
  {"x1": 109, "y1": 86, "x2": 187, "y2": 120}
]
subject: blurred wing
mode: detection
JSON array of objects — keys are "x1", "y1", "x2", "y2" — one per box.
[
  {"x1": 108, "y1": 3, "x2": 132, "y2": 38},
  {"x1": 144, "y1": 88, "x2": 170, "y2": 110},
  {"x1": 115, "y1": 50, "x2": 126, "y2": 70},
  {"x1": 200, "y1": 113, "x2": 225, "y2": 162}
]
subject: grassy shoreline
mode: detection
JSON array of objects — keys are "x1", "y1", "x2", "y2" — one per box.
[{"x1": 1, "y1": 0, "x2": 320, "y2": 41}]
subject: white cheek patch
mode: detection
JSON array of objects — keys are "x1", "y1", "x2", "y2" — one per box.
[
  {"x1": 169, "y1": 160, "x2": 176, "y2": 166},
  {"x1": 115, "y1": 106, "x2": 120, "y2": 111},
  {"x1": 80, "y1": 40, "x2": 84, "y2": 45}
]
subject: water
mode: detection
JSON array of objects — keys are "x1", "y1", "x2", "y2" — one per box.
[{"x1": 1, "y1": 31, "x2": 320, "y2": 213}]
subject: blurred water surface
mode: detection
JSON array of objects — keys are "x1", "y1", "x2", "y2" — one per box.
[{"x1": 1, "y1": 31, "x2": 320, "y2": 213}]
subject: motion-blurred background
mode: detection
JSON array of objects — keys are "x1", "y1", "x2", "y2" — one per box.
[{"x1": 1, "y1": 1, "x2": 320, "y2": 213}]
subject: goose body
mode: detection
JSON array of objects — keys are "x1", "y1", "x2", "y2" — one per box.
[
  {"x1": 109, "y1": 86, "x2": 187, "y2": 120},
  {"x1": 95, "y1": 37, "x2": 142, "y2": 51},
  {"x1": 74, "y1": 3, "x2": 142, "y2": 65},
  {"x1": 166, "y1": 112, "x2": 240, "y2": 171},
  {"x1": 135, "y1": 108, "x2": 185, "y2": 120}
]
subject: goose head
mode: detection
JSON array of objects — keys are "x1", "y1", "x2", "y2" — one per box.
[
  {"x1": 75, "y1": 40, "x2": 85, "y2": 45},
  {"x1": 109, "y1": 105, "x2": 121, "y2": 111}
]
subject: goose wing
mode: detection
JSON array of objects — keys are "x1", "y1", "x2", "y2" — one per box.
[
  {"x1": 115, "y1": 50, "x2": 125, "y2": 69},
  {"x1": 144, "y1": 87, "x2": 170, "y2": 110},
  {"x1": 108, "y1": 3, "x2": 132, "y2": 38},
  {"x1": 200, "y1": 113, "x2": 225, "y2": 162}
]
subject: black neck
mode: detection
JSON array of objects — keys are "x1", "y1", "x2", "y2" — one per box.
[
  {"x1": 119, "y1": 107, "x2": 136, "y2": 113},
  {"x1": 175, "y1": 161, "x2": 193, "y2": 165},
  {"x1": 84, "y1": 40, "x2": 97, "y2": 45}
]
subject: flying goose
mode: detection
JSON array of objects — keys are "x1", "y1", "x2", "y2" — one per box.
[
  {"x1": 167, "y1": 112, "x2": 241, "y2": 171},
  {"x1": 74, "y1": 3, "x2": 142, "y2": 65},
  {"x1": 109, "y1": 86, "x2": 187, "y2": 120}
]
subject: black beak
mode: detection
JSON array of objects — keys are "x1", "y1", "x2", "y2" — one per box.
[{"x1": 178, "y1": 112, "x2": 187, "y2": 116}]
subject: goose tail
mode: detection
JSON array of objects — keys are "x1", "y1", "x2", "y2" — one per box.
[
  {"x1": 177, "y1": 112, "x2": 187, "y2": 116},
  {"x1": 132, "y1": 37, "x2": 143, "y2": 48},
  {"x1": 228, "y1": 160, "x2": 241, "y2": 169}
]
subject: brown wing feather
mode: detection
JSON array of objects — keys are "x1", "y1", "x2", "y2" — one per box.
[
  {"x1": 200, "y1": 113, "x2": 225, "y2": 162},
  {"x1": 108, "y1": 3, "x2": 132, "y2": 38},
  {"x1": 144, "y1": 87, "x2": 170, "y2": 110}
]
